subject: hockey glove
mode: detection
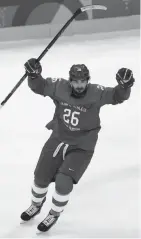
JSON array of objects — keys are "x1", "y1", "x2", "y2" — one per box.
[
  {"x1": 24, "y1": 58, "x2": 42, "y2": 78},
  {"x1": 116, "y1": 68, "x2": 135, "y2": 89}
]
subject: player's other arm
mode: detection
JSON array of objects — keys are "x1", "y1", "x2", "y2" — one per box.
[
  {"x1": 24, "y1": 58, "x2": 57, "y2": 97},
  {"x1": 99, "y1": 68, "x2": 135, "y2": 106}
]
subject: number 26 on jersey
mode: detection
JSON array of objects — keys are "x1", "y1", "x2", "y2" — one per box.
[{"x1": 63, "y1": 109, "x2": 80, "y2": 126}]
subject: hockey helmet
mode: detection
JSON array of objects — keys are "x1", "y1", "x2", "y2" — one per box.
[{"x1": 69, "y1": 64, "x2": 90, "y2": 81}]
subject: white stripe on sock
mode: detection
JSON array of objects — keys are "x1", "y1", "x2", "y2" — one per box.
[
  {"x1": 32, "y1": 195, "x2": 45, "y2": 203},
  {"x1": 53, "y1": 190, "x2": 70, "y2": 202},
  {"x1": 32, "y1": 184, "x2": 48, "y2": 194},
  {"x1": 51, "y1": 204, "x2": 64, "y2": 213}
]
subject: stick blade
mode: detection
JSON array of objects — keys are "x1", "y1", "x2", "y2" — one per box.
[{"x1": 81, "y1": 5, "x2": 107, "y2": 12}]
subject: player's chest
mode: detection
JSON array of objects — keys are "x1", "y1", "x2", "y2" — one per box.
[{"x1": 57, "y1": 101, "x2": 99, "y2": 127}]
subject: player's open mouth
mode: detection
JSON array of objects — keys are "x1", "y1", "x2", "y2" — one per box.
[{"x1": 76, "y1": 88, "x2": 84, "y2": 92}]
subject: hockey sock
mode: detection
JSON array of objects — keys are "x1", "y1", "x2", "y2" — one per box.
[
  {"x1": 31, "y1": 182, "x2": 48, "y2": 206},
  {"x1": 50, "y1": 190, "x2": 70, "y2": 216}
]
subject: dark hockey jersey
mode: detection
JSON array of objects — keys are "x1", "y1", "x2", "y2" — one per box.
[{"x1": 28, "y1": 76, "x2": 131, "y2": 150}]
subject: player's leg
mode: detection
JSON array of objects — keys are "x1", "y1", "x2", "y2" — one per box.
[
  {"x1": 37, "y1": 172, "x2": 73, "y2": 232},
  {"x1": 51, "y1": 148, "x2": 93, "y2": 214},
  {"x1": 20, "y1": 136, "x2": 64, "y2": 221},
  {"x1": 59, "y1": 148, "x2": 94, "y2": 184},
  {"x1": 37, "y1": 147, "x2": 94, "y2": 232},
  {"x1": 50, "y1": 173, "x2": 73, "y2": 215}
]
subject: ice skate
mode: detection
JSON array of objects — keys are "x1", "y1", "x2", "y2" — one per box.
[
  {"x1": 20, "y1": 197, "x2": 46, "y2": 222},
  {"x1": 37, "y1": 211, "x2": 59, "y2": 233}
]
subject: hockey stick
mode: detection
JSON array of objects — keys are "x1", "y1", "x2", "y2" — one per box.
[{"x1": 0, "y1": 5, "x2": 107, "y2": 109}]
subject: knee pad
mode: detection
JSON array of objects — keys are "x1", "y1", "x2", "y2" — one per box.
[
  {"x1": 34, "y1": 177, "x2": 49, "y2": 188},
  {"x1": 55, "y1": 173, "x2": 73, "y2": 195}
]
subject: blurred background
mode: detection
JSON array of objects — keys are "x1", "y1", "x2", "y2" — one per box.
[{"x1": 0, "y1": 0, "x2": 140, "y2": 41}]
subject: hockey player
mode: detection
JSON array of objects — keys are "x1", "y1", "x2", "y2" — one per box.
[{"x1": 21, "y1": 58, "x2": 135, "y2": 232}]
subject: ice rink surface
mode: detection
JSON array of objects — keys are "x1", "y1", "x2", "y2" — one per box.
[{"x1": 0, "y1": 29, "x2": 140, "y2": 238}]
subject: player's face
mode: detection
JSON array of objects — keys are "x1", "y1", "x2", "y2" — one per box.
[{"x1": 70, "y1": 78, "x2": 88, "y2": 93}]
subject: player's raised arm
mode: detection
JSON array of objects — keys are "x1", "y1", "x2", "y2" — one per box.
[
  {"x1": 99, "y1": 68, "x2": 135, "y2": 106},
  {"x1": 25, "y1": 58, "x2": 57, "y2": 97}
]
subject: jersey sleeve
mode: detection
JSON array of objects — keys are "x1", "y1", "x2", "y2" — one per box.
[
  {"x1": 96, "y1": 84, "x2": 131, "y2": 107},
  {"x1": 28, "y1": 75, "x2": 60, "y2": 98}
]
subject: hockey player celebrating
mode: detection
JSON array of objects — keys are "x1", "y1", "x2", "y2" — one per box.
[{"x1": 21, "y1": 58, "x2": 135, "y2": 233}]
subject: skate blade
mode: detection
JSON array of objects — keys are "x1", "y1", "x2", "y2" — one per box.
[
  {"x1": 36, "y1": 229, "x2": 43, "y2": 235},
  {"x1": 20, "y1": 220, "x2": 27, "y2": 224},
  {"x1": 20, "y1": 218, "x2": 35, "y2": 225}
]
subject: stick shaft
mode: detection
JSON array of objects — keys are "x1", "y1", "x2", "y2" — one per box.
[
  {"x1": 0, "y1": 10, "x2": 80, "y2": 107},
  {"x1": 0, "y1": 5, "x2": 107, "y2": 108}
]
